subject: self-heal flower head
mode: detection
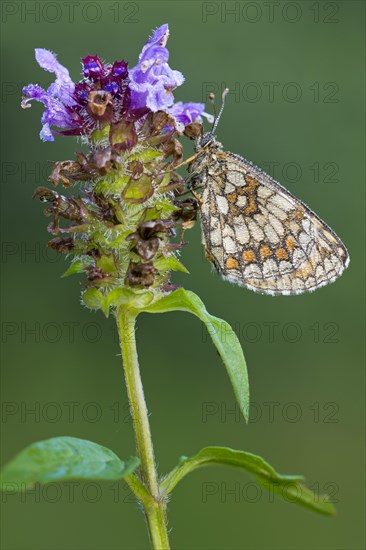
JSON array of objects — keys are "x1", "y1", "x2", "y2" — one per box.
[{"x1": 22, "y1": 25, "x2": 211, "y2": 143}]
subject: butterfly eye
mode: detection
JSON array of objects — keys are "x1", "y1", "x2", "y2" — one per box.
[{"x1": 200, "y1": 133, "x2": 214, "y2": 148}]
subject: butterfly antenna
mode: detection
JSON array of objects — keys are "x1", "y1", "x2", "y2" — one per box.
[
  {"x1": 209, "y1": 92, "x2": 217, "y2": 129},
  {"x1": 212, "y1": 88, "x2": 229, "y2": 134}
]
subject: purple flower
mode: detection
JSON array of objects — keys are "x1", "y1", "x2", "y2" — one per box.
[
  {"x1": 81, "y1": 55, "x2": 105, "y2": 80},
  {"x1": 22, "y1": 25, "x2": 212, "y2": 142},
  {"x1": 22, "y1": 49, "x2": 132, "y2": 141},
  {"x1": 168, "y1": 102, "x2": 213, "y2": 132},
  {"x1": 129, "y1": 25, "x2": 213, "y2": 130},
  {"x1": 129, "y1": 24, "x2": 184, "y2": 111},
  {"x1": 22, "y1": 49, "x2": 77, "y2": 141},
  {"x1": 34, "y1": 48, "x2": 75, "y2": 105}
]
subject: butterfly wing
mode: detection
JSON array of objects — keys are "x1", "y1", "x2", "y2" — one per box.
[{"x1": 199, "y1": 151, "x2": 349, "y2": 295}]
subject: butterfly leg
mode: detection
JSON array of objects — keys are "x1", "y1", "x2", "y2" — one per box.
[
  {"x1": 204, "y1": 244, "x2": 214, "y2": 262},
  {"x1": 185, "y1": 173, "x2": 204, "y2": 205},
  {"x1": 191, "y1": 189, "x2": 203, "y2": 205}
]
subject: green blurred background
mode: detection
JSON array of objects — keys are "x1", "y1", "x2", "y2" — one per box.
[{"x1": 1, "y1": 1, "x2": 365, "y2": 549}]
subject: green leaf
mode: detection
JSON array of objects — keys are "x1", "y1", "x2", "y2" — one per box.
[
  {"x1": 62, "y1": 259, "x2": 91, "y2": 278},
  {"x1": 160, "y1": 446, "x2": 336, "y2": 516},
  {"x1": 140, "y1": 289, "x2": 249, "y2": 422},
  {"x1": 0, "y1": 436, "x2": 139, "y2": 489},
  {"x1": 154, "y1": 255, "x2": 189, "y2": 274}
]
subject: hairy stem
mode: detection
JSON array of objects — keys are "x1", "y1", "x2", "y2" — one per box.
[{"x1": 116, "y1": 306, "x2": 170, "y2": 550}]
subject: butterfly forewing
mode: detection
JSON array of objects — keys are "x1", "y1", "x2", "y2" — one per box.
[{"x1": 189, "y1": 141, "x2": 349, "y2": 296}]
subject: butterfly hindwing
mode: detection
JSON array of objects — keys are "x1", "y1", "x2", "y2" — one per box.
[{"x1": 193, "y1": 147, "x2": 349, "y2": 296}]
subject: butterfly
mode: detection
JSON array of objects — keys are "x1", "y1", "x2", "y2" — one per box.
[{"x1": 187, "y1": 94, "x2": 349, "y2": 296}]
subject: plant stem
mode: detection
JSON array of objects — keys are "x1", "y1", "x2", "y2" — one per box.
[{"x1": 116, "y1": 306, "x2": 170, "y2": 550}]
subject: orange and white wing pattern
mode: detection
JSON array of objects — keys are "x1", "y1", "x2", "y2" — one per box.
[{"x1": 196, "y1": 150, "x2": 349, "y2": 296}]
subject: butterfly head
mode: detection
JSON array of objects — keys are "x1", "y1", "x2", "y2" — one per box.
[{"x1": 195, "y1": 131, "x2": 223, "y2": 152}]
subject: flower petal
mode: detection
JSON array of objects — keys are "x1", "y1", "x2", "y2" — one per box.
[
  {"x1": 35, "y1": 48, "x2": 75, "y2": 105},
  {"x1": 129, "y1": 24, "x2": 185, "y2": 113},
  {"x1": 168, "y1": 102, "x2": 214, "y2": 129},
  {"x1": 82, "y1": 55, "x2": 105, "y2": 80},
  {"x1": 40, "y1": 122, "x2": 54, "y2": 142},
  {"x1": 22, "y1": 83, "x2": 76, "y2": 141},
  {"x1": 146, "y1": 88, "x2": 174, "y2": 111},
  {"x1": 22, "y1": 83, "x2": 48, "y2": 104},
  {"x1": 139, "y1": 24, "x2": 170, "y2": 55}
]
